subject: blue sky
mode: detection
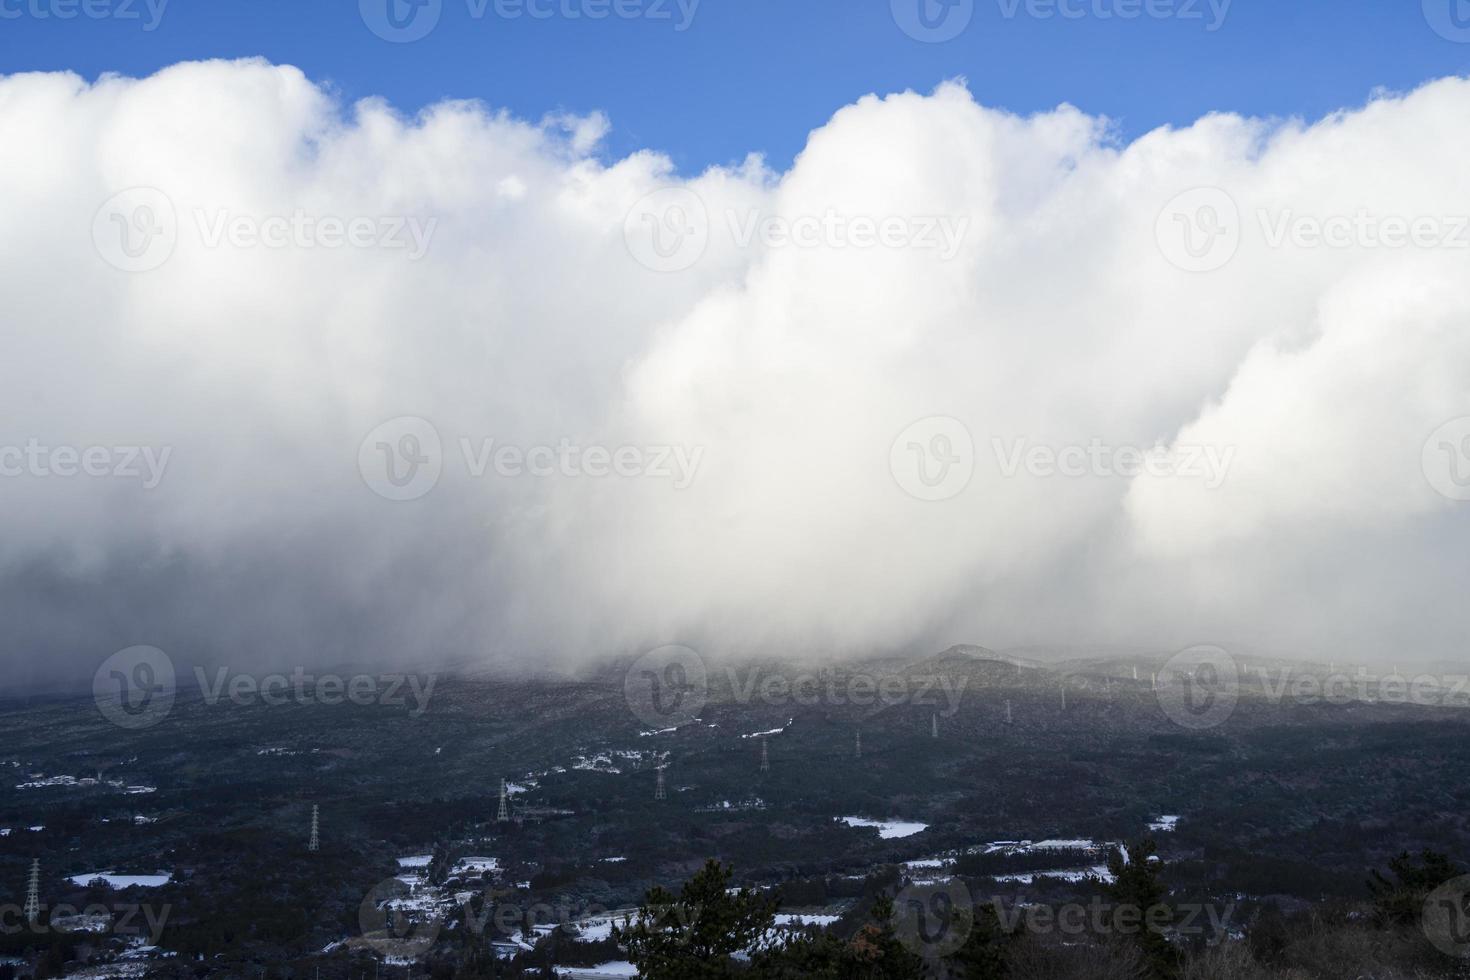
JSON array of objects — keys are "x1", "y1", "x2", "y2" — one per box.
[{"x1": 3, "y1": 0, "x2": 1469, "y2": 172}]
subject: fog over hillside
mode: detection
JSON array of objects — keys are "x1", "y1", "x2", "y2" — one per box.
[{"x1": 3, "y1": 60, "x2": 1470, "y2": 686}]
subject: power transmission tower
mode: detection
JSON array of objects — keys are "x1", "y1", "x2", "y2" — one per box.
[
  {"x1": 23, "y1": 859, "x2": 39, "y2": 923},
  {"x1": 308, "y1": 804, "x2": 319, "y2": 852},
  {"x1": 854, "y1": 730, "x2": 862, "y2": 759},
  {"x1": 655, "y1": 764, "x2": 666, "y2": 801},
  {"x1": 497, "y1": 779, "x2": 510, "y2": 822},
  {"x1": 759, "y1": 738, "x2": 769, "y2": 772}
]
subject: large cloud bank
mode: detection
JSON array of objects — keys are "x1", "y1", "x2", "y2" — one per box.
[{"x1": 2, "y1": 59, "x2": 1468, "y2": 684}]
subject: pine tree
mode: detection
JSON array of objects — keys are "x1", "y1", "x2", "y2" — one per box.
[
  {"x1": 1103, "y1": 837, "x2": 1175, "y2": 978},
  {"x1": 848, "y1": 895, "x2": 926, "y2": 979},
  {"x1": 615, "y1": 859, "x2": 776, "y2": 979},
  {"x1": 1368, "y1": 850, "x2": 1462, "y2": 926}
]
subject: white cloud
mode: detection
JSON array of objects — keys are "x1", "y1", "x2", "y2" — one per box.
[{"x1": 1, "y1": 59, "x2": 1467, "y2": 680}]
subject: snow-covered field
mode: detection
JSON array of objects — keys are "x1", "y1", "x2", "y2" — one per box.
[{"x1": 840, "y1": 817, "x2": 928, "y2": 839}]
